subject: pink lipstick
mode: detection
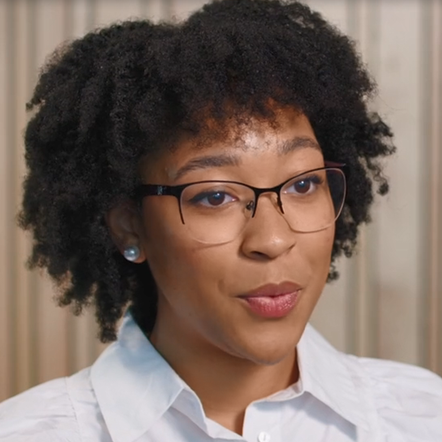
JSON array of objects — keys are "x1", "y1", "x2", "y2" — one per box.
[{"x1": 239, "y1": 282, "x2": 301, "y2": 318}]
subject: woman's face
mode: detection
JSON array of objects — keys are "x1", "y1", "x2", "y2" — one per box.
[{"x1": 136, "y1": 108, "x2": 334, "y2": 365}]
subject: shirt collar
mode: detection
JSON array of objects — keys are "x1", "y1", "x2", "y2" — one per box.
[
  {"x1": 90, "y1": 312, "x2": 187, "y2": 442},
  {"x1": 91, "y1": 313, "x2": 371, "y2": 442},
  {"x1": 297, "y1": 324, "x2": 371, "y2": 431}
]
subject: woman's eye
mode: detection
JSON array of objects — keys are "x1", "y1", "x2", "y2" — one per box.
[
  {"x1": 293, "y1": 179, "x2": 312, "y2": 194},
  {"x1": 191, "y1": 191, "x2": 236, "y2": 207},
  {"x1": 286, "y1": 175, "x2": 323, "y2": 195}
]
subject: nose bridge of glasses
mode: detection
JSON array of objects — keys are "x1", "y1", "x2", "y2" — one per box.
[{"x1": 250, "y1": 185, "x2": 285, "y2": 217}]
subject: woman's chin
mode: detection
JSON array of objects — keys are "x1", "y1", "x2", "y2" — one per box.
[{"x1": 222, "y1": 333, "x2": 298, "y2": 367}]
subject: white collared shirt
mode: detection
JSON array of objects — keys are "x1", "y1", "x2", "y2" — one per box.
[{"x1": 1, "y1": 313, "x2": 441, "y2": 442}]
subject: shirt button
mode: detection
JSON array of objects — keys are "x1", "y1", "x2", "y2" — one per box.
[{"x1": 258, "y1": 432, "x2": 270, "y2": 442}]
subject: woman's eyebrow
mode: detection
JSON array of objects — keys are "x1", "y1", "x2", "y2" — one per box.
[
  {"x1": 174, "y1": 136, "x2": 320, "y2": 180},
  {"x1": 174, "y1": 153, "x2": 240, "y2": 180},
  {"x1": 278, "y1": 136, "x2": 321, "y2": 154}
]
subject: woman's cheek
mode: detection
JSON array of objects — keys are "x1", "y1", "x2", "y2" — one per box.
[{"x1": 301, "y1": 228, "x2": 334, "y2": 281}]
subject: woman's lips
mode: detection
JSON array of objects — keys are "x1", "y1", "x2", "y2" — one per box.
[
  {"x1": 238, "y1": 282, "x2": 301, "y2": 318},
  {"x1": 241, "y1": 292, "x2": 299, "y2": 318}
]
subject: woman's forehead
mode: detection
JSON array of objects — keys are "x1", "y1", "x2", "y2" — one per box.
[
  {"x1": 140, "y1": 110, "x2": 322, "y2": 183},
  {"x1": 164, "y1": 106, "x2": 316, "y2": 156}
]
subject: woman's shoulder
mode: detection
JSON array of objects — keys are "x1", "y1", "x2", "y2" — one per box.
[
  {"x1": 357, "y1": 354, "x2": 442, "y2": 390},
  {"x1": 347, "y1": 353, "x2": 442, "y2": 439},
  {"x1": 0, "y1": 367, "x2": 96, "y2": 442}
]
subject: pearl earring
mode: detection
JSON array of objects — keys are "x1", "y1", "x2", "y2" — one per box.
[{"x1": 123, "y1": 245, "x2": 140, "y2": 262}]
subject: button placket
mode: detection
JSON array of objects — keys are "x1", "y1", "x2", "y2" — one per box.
[{"x1": 258, "y1": 431, "x2": 271, "y2": 442}]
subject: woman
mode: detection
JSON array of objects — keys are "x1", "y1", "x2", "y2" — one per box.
[{"x1": 1, "y1": 0, "x2": 441, "y2": 441}]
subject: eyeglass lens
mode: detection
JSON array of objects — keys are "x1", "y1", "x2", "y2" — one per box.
[{"x1": 179, "y1": 168, "x2": 346, "y2": 244}]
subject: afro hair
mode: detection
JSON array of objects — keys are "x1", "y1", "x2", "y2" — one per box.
[{"x1": 19, "y1": 0, "x2": 395, "y2": 342}]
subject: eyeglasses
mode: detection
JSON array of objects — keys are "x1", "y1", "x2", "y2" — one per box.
[{"x1": 135, "y1": 163, "x2": 347, "y2": 245}]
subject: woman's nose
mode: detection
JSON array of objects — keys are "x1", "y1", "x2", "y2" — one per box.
[{"x1": 240, "y1": 194, "x2": 297, "y2": 260}]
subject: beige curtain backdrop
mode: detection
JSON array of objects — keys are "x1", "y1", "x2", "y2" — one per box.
[{"x1": 0, "y1": 0, "x2": 441, "y2": 402}]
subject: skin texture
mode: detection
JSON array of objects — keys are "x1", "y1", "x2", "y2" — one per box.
[{"x1": 107, "y1": 108, "x2": 335, "y2": 434}]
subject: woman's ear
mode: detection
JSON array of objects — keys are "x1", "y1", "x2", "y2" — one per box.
[{"x1": 105, "y1": 200, "x2": 147, "y2": 263}]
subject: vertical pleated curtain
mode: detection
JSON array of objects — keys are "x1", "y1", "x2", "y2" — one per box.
[{"x1": 0, "y1": 0, "x2": 441, "y2": 402}]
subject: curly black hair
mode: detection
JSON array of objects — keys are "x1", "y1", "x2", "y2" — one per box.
[{"x1": 19, "y1": 0, "x2": 395, "y2": 342}]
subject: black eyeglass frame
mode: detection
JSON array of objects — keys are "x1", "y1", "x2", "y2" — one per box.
[{"x1": 134, "y1": 161, "x2": 347, "y2": 225}]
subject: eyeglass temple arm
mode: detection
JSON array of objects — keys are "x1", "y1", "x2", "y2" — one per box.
[
  {"x1": 324, "y1": 161, "x2": 346, "y2": 168},
  {"x1": 134, "y1": 184, "x2": 183, "y2": 199}
]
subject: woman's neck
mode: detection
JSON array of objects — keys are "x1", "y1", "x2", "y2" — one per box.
[{"x1": 149, "y1": 320, "x2": 299, "y2": 435}]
